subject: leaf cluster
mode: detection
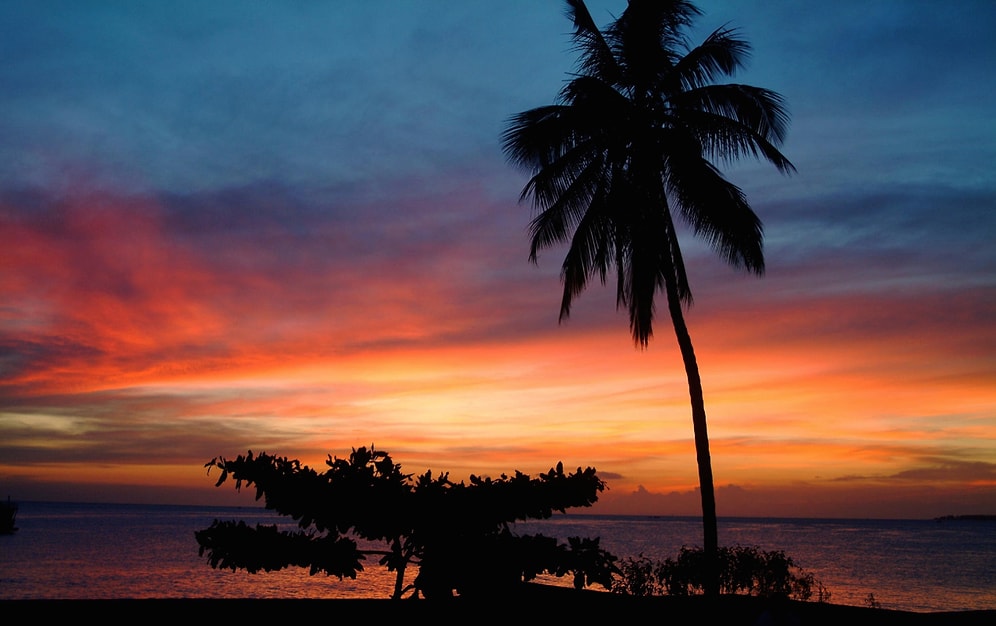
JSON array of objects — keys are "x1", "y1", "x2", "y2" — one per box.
[{"x1": 195, "y1": 446, "x2": 618, "y2": 599}]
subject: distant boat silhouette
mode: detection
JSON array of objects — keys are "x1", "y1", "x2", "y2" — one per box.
[{"x1": 1, "y1": 496, "x2": 17, "y2": 534}]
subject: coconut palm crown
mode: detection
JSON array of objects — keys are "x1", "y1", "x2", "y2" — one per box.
[{"x1": 501, "y1": 0, "x2": 794, "y2": 596}]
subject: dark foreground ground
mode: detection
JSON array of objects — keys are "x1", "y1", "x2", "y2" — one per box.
[{"x1": 3, "y1": 586, "x2": 993, "y2": 625}]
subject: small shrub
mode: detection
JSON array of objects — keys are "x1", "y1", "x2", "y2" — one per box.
[
  {"x1": 612, "y1": 545, "x2": 827, "y2": 601},
  {"x1": 613, "y1": 554, "x2": 667, "y2": 597}
]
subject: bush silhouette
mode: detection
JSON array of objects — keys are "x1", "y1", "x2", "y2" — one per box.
[
  {"x1": 613, "y1": 545, "x2": 828, "y2": 601},
  {"x1": 195, "y1": 446, "x2": 618, "y2": 599}
]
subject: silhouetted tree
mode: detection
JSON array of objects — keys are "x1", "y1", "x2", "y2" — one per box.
[
  {"x1": 195, "y1": 446, "x2": 618, "y2": 599},
  {"x1": 502, "y1": 0, "x2": 793, "y2": 596}
]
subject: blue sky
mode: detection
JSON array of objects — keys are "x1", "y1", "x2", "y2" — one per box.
[{"x1": 7, "y1": 1, "x2": 991, "y2": 196}]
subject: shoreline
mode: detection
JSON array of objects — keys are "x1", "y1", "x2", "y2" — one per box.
[{"x1": 2, "y1": 590, "x2": 993, "y2": 625}]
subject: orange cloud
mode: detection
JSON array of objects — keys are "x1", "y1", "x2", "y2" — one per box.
[{"x1": 1, "y1": 183, "x2": 994, "y2": 518}]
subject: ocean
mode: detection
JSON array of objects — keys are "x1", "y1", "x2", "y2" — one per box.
[{"x1": 1, "y1": 501, "x2": 993, "y2": 612}]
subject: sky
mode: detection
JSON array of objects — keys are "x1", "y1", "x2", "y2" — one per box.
[{"x1": 1, "y1": 0, "x2": 994, "y2": 519}]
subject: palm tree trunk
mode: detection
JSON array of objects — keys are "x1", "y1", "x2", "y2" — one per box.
[{"x1": 664, "y1": 279, "x2": 720, "y2": 598}]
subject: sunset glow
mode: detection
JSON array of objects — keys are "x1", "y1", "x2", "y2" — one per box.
[{"x1": 1, "y1": 1, "x2": 994, "y2": 518}]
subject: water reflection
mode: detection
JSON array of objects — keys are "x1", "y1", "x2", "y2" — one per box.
[{"x1": 3, "y1": 504, "x2": 994, "y2": 611}]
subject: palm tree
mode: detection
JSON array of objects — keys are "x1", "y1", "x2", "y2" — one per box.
[{"x1": 501, "y1": 0, "x2": 794, "y2": 596}]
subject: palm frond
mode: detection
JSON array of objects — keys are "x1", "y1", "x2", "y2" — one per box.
[
  {"x1": 677, "y1": 83, "x2": 792, "y2": 144},
  {"x1": 558, "y1": 74, "x2": 630, "y2": 111},
  {"x1": 502, "y1": 77, "x2": 629, "y2": 175},
  {"x1": 609, "y1": 0, "x2": 701, "y2": 46},
  {"x1": 672, "y1": 26, "x2": 750, "y2": 90},
  {"x1": 518, "y1": 131, "x2": 602, "y2": 202},
  {"x1": 556, "y1": 195, "x2": 615, "y2": 321},
  {"x1": 501, "y1": 105, "x2": 572, "y2": 171},
  {"x1": 665, "y1": 155, "x2": 765, "y2": 274},
  {"x1": 670, "y1": 87, "x2": 795, "y2": 173},
  {"x1": 614, "y1": 201, "x2": 685, "y2": 345},
  {"x1": 565, "y1": 0, "x2": 619, "y2": 81},
  {"x1": 526, "y1": 155, "x2": 609, "y2": 261},
  {"x1": 621, "y1": 233, "x2": 662, "y2": 345}
]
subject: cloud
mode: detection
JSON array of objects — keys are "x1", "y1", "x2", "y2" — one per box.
[
  {"x1": 890, "y1": 462, "x2": 996, "y2": 483},
  {"x1": 831, "y1": 458, "x2": 996, "y2": 484},
  {"x1": 594, "y1": 481, "x2": 996, "y2": 520}
]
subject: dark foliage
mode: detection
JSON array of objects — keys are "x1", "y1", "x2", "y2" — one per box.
[
  {"x1": 612, "y1": 545, "x2": 830, "y2": 602},
  {"x1": 195, "y1": 446, "x2": 618, "y2": 599}
]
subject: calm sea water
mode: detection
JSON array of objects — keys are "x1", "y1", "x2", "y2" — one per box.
[{"x1": 1, "y1": 501, "x2": 993, "y2": 612}]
